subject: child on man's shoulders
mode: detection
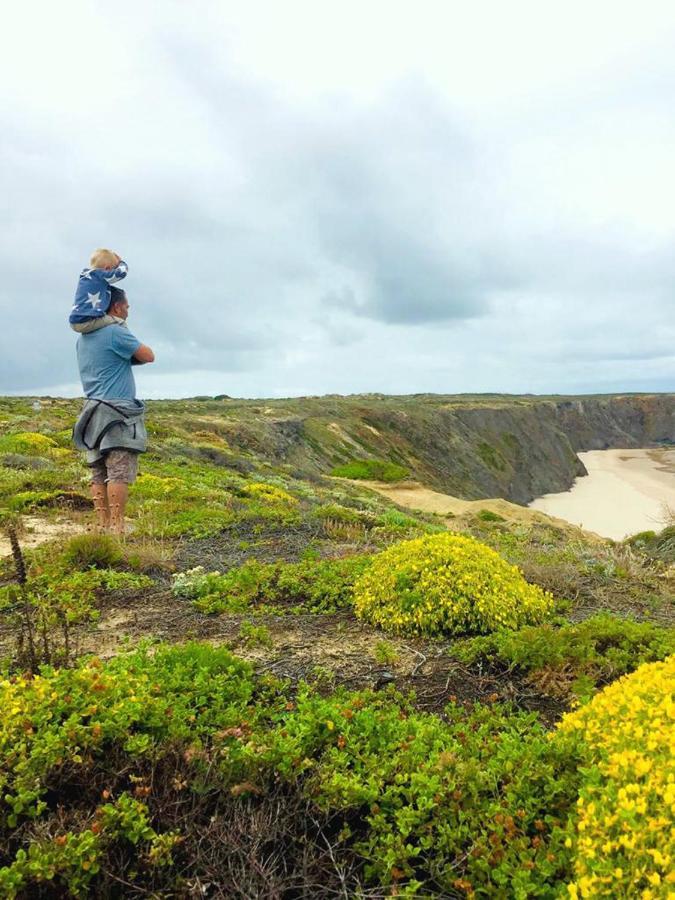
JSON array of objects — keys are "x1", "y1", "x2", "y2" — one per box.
[{"x1": 70, "y1": 248, "x2": 128, "y2": 333}]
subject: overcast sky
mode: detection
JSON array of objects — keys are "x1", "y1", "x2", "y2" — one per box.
[{"x1": 1, "y1": 0, "x2": 674, "y2": 398}]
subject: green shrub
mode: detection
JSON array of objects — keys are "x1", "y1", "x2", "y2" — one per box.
[
  {"x1": 62, "y1": 534, "x2": 123, "y2": 570},
  {"x1": 353, "y1": 532, "x2": 553, "y2": 636},
  {"x1": 0, "y1": 643, "x2": 255, "y2": 821},
  {"x1": 149, "y1": 505, "x2": 236, "y2": 538},
  {"x1": 9, "y1": 490, "x2": 88, "y2": 512},
  {"x1": 171, "y1": 563, "x2": 267, "y2": 612},
  {"x1": 371, "y1": 508, "x2": 447, "y2": 541},
  {"x1": 373, "y1": 640, "x2": 399, "y2": 665},
  {"x1": 0, "y1": 793, "x2": 180, "y2": 898},
  {"x1": 238, "y1": 621, "x2": 273, "y2": 648},
  {"x1": 314, "y1": 504, "x2": 445, "y2": 545},
  {"x1": 330, "y1": 459, "x2": 408, "y2": 482},
  {"x1": 91, "y1": 570, "x2": 155, "y2": 593},
  {"x1": 626, "y1": 523, "x2": 675, "y2": 564},
  {"x1": 625, "y1": 529, "x2": 657, "y2": 546},
  {"x1": 375, "y1": 508, "x2": 421, "y2": 529},
  {"x1": 172, "y1": 555, "x2": 373, "y2": 615},
  {"x1": 242, "y1": 687, "x2": 578, "y2": 895},
  {"x1": 0, "y1": 463, "x2": 83, "y2": 510},
  {"x1": 0, "y1": 643, "x2": 581, "y2": 897},
  {"x1": 477, "y1": 509, "x2": 506, "y2": 523},
  {"x1": 452, "y1": 614, "x2": 675, "y2": 701},
  {"x1": 477, "y1": 442, "x2": 506, "y2": 471},
  {"x1": 234, "y1": 496, "x2": 301, "y2": 527},
  {"x1": 0, "y1": 643, "x2": 259, "y2": 896},
  {"x1": 313, "y1": 503, "x2": 374, "y2": 525},
  {"x1": 0, "y1": 453, "x2": 53, "y2": 470},
  {"x1": 8, "y1": 640, "x2": 672, "y2": 897}
]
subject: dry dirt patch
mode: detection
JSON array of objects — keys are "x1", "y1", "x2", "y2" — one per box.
[
  {"x1": 0, "y1": 515, "x2": 83, "y2": 558},
  {"x1": 61, "y1": 592, "x2": 563, "y2": 720},
  {"x1": 350, "y1": 479, "x2": 602, "y2": 537}
]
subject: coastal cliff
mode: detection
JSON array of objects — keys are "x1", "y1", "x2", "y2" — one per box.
[
  {"x1": 213, "y1": 393, "x2": 675, "y2": 504},
  {"x1": 5, "y1": 392, "x2": 670, "y2": 506}
]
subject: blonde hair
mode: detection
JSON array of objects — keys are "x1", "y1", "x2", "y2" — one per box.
[{"x1": 90, "y1": 248, "x2": 118, "y2": 269}]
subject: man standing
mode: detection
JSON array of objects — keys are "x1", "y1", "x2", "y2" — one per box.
[{"x1": 73, "y1": 286, "x2": 155, "y2": 535}]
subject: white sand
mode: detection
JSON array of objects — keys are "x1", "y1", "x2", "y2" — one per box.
[{"x1": 529, "y1": 448, "x2": 675, "y2": 540}]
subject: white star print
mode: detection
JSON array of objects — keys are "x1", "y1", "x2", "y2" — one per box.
[{"x1": 87, "y1": 292, "x2": 102, "y2": 310}]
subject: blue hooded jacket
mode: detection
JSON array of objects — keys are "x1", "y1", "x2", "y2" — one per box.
[{"x1": 69, "y1": 260, "x2": 128, "y2": 323}]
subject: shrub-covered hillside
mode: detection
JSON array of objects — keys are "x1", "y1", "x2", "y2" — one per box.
[{"x1": 0, "y1": 395, "x2": 673, "y2": 898}]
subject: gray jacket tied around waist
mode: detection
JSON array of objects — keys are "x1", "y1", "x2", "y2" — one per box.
[{"x1": 72, "y1": 398, "x2": 147, "y2": 465}]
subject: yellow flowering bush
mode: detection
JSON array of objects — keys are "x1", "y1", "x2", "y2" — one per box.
[
  {"x1": 135, "y1": 472, "x2": 184, "y2": 498},
  {"x1": 0, "y1": 432, "x2": 60, "y2": 458},
  {"x1": 556, "y1": 656, "x2": 675, "y2": 899},
  {"x1": 243, "y1": 482, "x2": 297, "y2": 506},
  {"x1": 353, "y1": 532, "x2": 553, "y2": 635}
]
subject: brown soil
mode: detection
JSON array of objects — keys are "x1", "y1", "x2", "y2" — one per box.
[
  {"x1": 0, "y1": 515, "x2": 83, "y2": 558},
  {"x1": 0, "y1": 584, "x2": 563, "y2": 724}
]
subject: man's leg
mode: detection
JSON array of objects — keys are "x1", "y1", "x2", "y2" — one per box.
[
  {"x1": 107, "y1": 482, "x2": 129, "y2": 535},
  {"x1": 90, "y1": 460, "x2": 110, "y2": 533},
  {"x1": 105, "y1": 450, "x2": 139, "y2": 536}
]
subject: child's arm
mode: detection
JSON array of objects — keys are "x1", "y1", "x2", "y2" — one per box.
[{"x1": 100, "y1": 258, "x2": 128, "y2": 285}]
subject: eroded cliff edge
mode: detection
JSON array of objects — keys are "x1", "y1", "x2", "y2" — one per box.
[{"x1": 217, "y1": 394, "x2": 675, "y2": 505}]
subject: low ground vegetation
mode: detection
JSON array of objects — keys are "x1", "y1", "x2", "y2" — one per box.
[
  {"x1": 0, "y1": 643, "x2": 672, "y2": 897},
  {"x1": 171, "y1": 555, "x2": 372, "y2": 615},
  {"x1": 464, "y1": 516, "x2": 674, "y2": 623},
  {"x1": 628, "y1": 525, "x2": 675, "y2": 564},
  {"x1": 452, "y1": 613, "x2": 675, "y2": 702},
  {"x1": 330, "y1": 459, "x2": 409, "y2": 482},
  {"x1": 0, "y1": 398, "x2": 673, "y2": 897}
]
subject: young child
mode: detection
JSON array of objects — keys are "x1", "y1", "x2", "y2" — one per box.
[{"x1": 70, "y1": 249, "x2": 129, "y2": 333}]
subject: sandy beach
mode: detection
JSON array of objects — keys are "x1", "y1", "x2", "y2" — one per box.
[{"x1": 529, "y1": 448, "x2": 675, "y2": 540}]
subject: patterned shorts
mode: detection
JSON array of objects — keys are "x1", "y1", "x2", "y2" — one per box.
[{"x1": 90, "y1": 449, "x2": 139, "y2": 485}]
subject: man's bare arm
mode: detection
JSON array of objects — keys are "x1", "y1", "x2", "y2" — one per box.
[{"x1": 132, "y1": 344, "x2": 155, "y2": 365}]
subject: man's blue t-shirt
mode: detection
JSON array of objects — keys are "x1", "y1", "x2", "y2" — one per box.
[{"x1": 76, "y1": 324, "x2": 142, "y2": 399}]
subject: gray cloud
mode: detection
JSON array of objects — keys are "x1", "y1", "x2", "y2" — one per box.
[{"x1": 0, "y1": 6, "x2": 674, "y2": 397}]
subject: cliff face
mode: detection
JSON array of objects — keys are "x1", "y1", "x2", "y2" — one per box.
[
  {"x1": 437, "y1": 395, "x2": 675, "y2": 503},
  {"x1": 550, "y1": 395, "x2": 675, "y2": 450},
  {"x1": 220, "y1": 394, "x2": 675, "y2": 505}
]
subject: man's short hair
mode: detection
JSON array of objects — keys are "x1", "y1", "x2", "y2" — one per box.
[{"x1": 109, "y1": 285, "x2": 127, "y2": 309}]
